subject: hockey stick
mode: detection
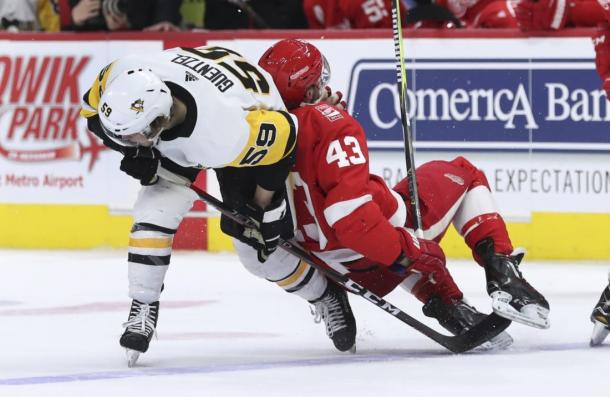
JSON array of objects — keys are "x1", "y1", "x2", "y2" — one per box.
[
  {"x1": 390, "y1": 0, "x2": 423, "y2": 238},
  {"x1": 181, "y1": 181, "x2": 511, "y2": 354}
]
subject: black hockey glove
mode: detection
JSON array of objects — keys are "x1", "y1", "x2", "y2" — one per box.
[
  {"x1": 240, "y1": 194, "x2": 288, "y2": 263},
  {"x1": 120, "y1": 147, "x2": 160, "y2": 186}
]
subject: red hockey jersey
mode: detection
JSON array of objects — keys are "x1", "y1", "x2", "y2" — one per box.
[
  {"x1": 598, "y1": 0, "x2": 610, "y2": 22},
  {"x1": 303, "y1": 0, "x2": 401, "y2": 29},
  {"x1": 289, "y1": 103, "x2": 406, "y2": 267},
  {"x1": 436, "y1": 0, "x2": 518, "y2": 28}
]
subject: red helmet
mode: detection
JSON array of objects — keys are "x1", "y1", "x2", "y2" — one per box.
[{"x1": 258, "y1": 39, "x2": 330, "y2": 109}]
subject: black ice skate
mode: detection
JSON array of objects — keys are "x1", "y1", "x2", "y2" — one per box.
[
  {"x1": 590, "y1": 274, "x2": 610, "y2": 346},
  {"x1": 310, "y1": 282, "x2": 357, "y2": 353},
  {"x1": 423, "y1": 296, "x2": 513, "y2": 350},
  {"x1": 120, "y1": 299, "x2": 159, "y2": 367},
  {"x1": 476, "y1": 238, "x2": 550, "y2": 329}
]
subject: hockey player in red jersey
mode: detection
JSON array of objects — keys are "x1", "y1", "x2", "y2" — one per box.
[
  {"x1": 589, "y1": 6, "x2": 610, "y2": 346},
  {"x1": 224, "y1": 39, "x2": 550, "y2": 353},
  {"x1": 303, "y1": 0, "x2": 403, "y2": 29},
  {"x1": 514, "y1": 0, "x2": 605, "y2": 31},
  {"x1": 435, "y1": 0, "x2": 518, "y2": 28},
  {"x1": 592, "y1": 1, "x2": 610, "y2": 100}
]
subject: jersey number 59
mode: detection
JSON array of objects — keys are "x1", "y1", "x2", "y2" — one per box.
[{"x1": 239, "y1": 122, "x2": 277, "y2": 166}]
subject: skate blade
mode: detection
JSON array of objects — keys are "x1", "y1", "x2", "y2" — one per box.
[
  {"x1": 125, "y1": 349, "x2": 141, "y2": 368},
  {"x1": 491, "y1": 292, "x2": 550, "y2": 329},
  {"x1": 477, "y1": 331, "x2": 514, "y2": 351},
  {"x1": 590, "y1": 321, "x2": 610, "y2": 346}
]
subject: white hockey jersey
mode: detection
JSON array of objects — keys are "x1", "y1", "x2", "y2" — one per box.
[{"x1": 81, "y1": 46, "x2": 297, "y2": 169}]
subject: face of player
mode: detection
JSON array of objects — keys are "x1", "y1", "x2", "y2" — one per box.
[{"x1": 116, "y1": 114, "x2": 170, "y2": 147}]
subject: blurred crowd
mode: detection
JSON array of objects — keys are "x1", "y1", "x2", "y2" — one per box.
[
  {"x1": 2, "y1": 0, "x2": 610, "y2": 98},
  {"x1": 0, "y1": 0, "x2": 609, "y2": 33}
]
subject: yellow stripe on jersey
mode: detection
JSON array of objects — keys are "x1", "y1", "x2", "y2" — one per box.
[
  {"x1": 80, "y1": 62, "x2": 115, "y2": 118},
  {"x1": 276, "y1": 260, "x2": 309, "y2": 287},
  {"x1": 228, "y1": 110, "x2": 296, "y2": 167},
  {"x1": 128, "y1": 237, "x2": 173, "y2": 249}
]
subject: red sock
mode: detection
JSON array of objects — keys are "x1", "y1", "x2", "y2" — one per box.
[{"x1": 461, "y1": 212, "x2": 513, "y2": 265}]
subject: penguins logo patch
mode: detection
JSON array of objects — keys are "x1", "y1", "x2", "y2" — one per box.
[{"x1": 130, "y1": 99, "x2": 144, "y2": 114}]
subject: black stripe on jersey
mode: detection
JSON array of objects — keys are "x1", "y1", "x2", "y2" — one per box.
[
  {"x1": 128, "y1": 253, "x2": 171, "y2": 266},
  {"x1": 158, "y1": 82, "x2": 197, "y2": 141},
  {"x1": 278, "y1": 110, "x2": 297, "y2": 158},
  {"x1": 285, "y1": 267, "x2": 316, "y2": 293},
  {"x1": 82, "y1": 89, "x2": 92, "y2": 107},
  {"x1": 131, "y1": 222, "x2": 177, "y2": 235}
]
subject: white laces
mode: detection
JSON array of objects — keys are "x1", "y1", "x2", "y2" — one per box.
[
  {"x1": 123, "y1": 303, "x2": 156, "y2": 336},
  {"x1": 311, "y1": 295, "x2": 347, "y2": 337}
]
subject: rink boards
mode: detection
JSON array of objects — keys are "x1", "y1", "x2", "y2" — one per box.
[{"x1": 0, "y1": 31, "x2": 608, "y2": 259}]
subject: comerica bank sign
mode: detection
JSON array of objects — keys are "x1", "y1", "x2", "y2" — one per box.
[{"x1": 348, "y1": 59, "x2": 610, "y2": 152}]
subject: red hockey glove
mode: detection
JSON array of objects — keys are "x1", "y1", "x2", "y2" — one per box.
[
  {"x1": 317, "y1": 86, "x2": 347, "y2": 110},
  {"x1": 593, "y1": 27, "x2": 610, "y2": 100},
  {"x1": 390, "y1": 229, "x2": 462, "y2": 303},
  {"x1": 389, "y1": 228, "x2": 446, "y2": 274},
  {"x1": 515, "y1": 0, "x2": 568, "y2": 31}
]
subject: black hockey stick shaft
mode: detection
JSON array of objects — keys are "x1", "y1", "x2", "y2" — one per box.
[
  {"x1": 390, "y1": 0, "x2": 423, "y2": 237},
  {"x1": 188, "y1": 184, "x2": 511, "y2": 353}
]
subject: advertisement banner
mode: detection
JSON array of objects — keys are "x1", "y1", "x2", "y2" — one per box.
[{"x1": 0, "y1": 40, "x2": 163, "y2": 208}]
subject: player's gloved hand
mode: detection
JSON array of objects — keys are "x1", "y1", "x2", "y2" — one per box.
[
  {"x1": 316, "y1": 86, "x2": 347, "y2": 110},
  {"x1": 120, "y1": 146, "x2": 160, "y2": 186},
  {"x1": 593, "y1": 26, "x2": 610, "y2": 100},
  {"x1": 514, "y1": 0, "x2": 568, "y2": 31},
  {"x1": 240, "y1": 194, "x2": 288, "y2": 263},
  {"x1": 389, "y1": 227, "x2": 446, "y2": 274},
  {"x1": 389, "y1": 228, "x2": 462, "y2": 303}
]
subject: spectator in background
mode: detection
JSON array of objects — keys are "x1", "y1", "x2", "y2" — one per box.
[
  {"x1": 180, "y1": 0, "x2": 205, "y2": 29},
  {"x1": 303, "y1": 0, "x2": 461, "y2": 29},
  {"x1": 204, "y1": 0, "x2": 307, "y2": 29},
  {"x1": 0, "y1": 0, "x2": 60, "y2": 31},
  {"x1": 303, "y1": 0, "x2": 401, "y2": 29},
  {"x1": 593, "y1": 0, "x2": 610, "y2": 99},
  {"x1": 515, "y1": 0, "x2": 605, "y2": 31},
  {"x1": 59, "y1": 0, "x2": 181, "y2": 31},
  {"x1": 434, "y1": 0, "x2": 518, "y2": 28}
]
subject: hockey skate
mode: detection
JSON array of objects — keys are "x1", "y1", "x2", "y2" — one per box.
[
  {"x1": 120, "y1": 299, "x2": 159, "y2": 367},
  {"x1": 476, "y1": 238, "x2": 550, "y2": 329},
  {"x1": 423, "y1": 296, "x2": 513, "y2": 351},
  {"x1": 310, "y1": 282, "x2": 357, "y2": 353},
  {"x1": 590, "y1": 275, "x2": 610, "y2": 346}
]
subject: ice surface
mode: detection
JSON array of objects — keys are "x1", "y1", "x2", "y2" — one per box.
[{"x1": 0, "y1": 249, "x2": 608, "y2": 396}]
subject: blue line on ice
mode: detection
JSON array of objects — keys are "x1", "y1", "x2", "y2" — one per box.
[
  {"x1": 0, "y1": 353, "x2": 438, "y2": 385},
  {"x1": 0, "y1": 342, "x2": 593, "y2": 386}
]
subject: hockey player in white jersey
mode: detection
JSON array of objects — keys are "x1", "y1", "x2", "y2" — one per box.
[
  {"x1": 81, "y1": 46, "x2": 297, "y2": 366},
  {"x1": 590, "y1": 272, "x2": 610, "y2": 346}
]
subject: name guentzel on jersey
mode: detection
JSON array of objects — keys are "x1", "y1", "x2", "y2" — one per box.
[{"x1": 170, "y1": 54, "x2": 234, "y2": 93}]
